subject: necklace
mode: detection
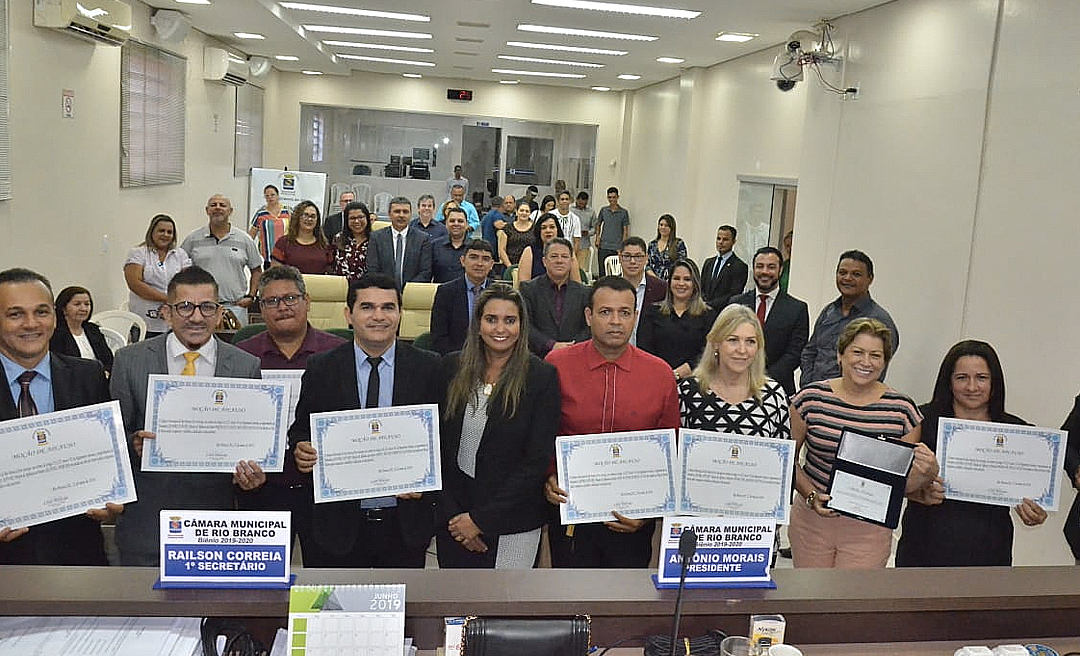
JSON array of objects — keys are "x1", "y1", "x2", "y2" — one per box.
[{"x1": 481, "y1": 382, "x2": 493, "y2": 396}]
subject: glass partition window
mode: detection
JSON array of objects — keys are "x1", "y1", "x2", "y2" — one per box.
[
  {"x1": 234, "y1": 83, "x2": 264, "y2": 177},
  {"x1": 505, "y1": 136, "x2": 554, "y2": 186}
]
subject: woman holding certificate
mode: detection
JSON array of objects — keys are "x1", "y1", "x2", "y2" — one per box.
[
  {"x1": 788, "y1": 318, "x2": 939, "y2": 568},
  {"x1": 437, "y1": 286, "x2": 561, "y2": 568},
  {"x1": 895, "y1": 340, "x2": 1046, "y2": 567}
]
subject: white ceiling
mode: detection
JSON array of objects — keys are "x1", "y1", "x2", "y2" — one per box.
[{"x1": 148, "y1": 0, "x2": 889, "y2": 89}]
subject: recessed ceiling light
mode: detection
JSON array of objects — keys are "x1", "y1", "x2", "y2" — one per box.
[
  {"x1": 617, "y1": 73, "x2": 641, "y2": 80},
  {"x1": 716, "y1": 32, "x2": 758, "y2": 42},
  {"x1": 656, "y1": 57, "x2": 684, "y2": 64},
  {"x1": 506, "y1": 41, "x2": 626, "y2": 56},
  {"x1": 280, "y1": 2, "x2": 429, "y2": 22},
  {"x1": 233, "y1": 32, "x2": 264, "y2": 39},
  {"x1": 274, "y1": 55, "x2": 300, "y2": 61},
  {"x1": 402, "y1": 73, "x2": 423, "y2": 78},
  {"x1": 175, "y1": 0, "x2": 210, "y2": 4},
  {"x1": 530, "y1": 0, "x2": 700, "y2": 20},
  {"x1": 336, "y1": 54, "x2": 435, "y2": 67},
  {"x1": 499, "y1": 80, "x2": 519, "y2": 84},
  {"x1": 491, "y1": 68, "x2": 586, "y2": 79},
  {"x1": 301, "y1": 70, "x2": 323, "y2": 75},
  {"x1": 303, "y1": 25, "x2": 432, "y2": 39},
  {"x1": 498, "y1": 55, "x2": 603, "y2": 68},
  {"x1": 518, "y1": 24, "x2": 657, "y2": 41},
  {"x1": 591, "y1": 86, "x2": 611, "y2": 91},
  {"x1": 322, "y1": 40, "x2": 434, "y2": 53}
]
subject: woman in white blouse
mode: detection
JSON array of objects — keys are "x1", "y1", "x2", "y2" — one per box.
[{"x1": 123, "y1": 214, "x2": 191, "y2": 337}]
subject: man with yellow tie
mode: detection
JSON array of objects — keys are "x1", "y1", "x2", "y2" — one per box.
[{"x1": 110, "y1": 265, "x2": 263, "y2": 566}]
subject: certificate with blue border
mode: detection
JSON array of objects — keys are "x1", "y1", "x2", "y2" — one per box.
[
  {"x1": 556, "y1": 429, "x2": 678, "y2": 525},
  {"x1": 311, "y1": 403, "x2": 441, "y2": 504},
  {"x1": 0, "y1": 400, "x2": 136, "y2": 529},
  {"x1": 677, "y1": 429, "x2": 795, "y2": 524},
  {"x1": 143, "y1": 375, "x2": 289, "y2": 473},
  {"x1": 938, "y1": 417, "x2": 1066, "y2": 510}
]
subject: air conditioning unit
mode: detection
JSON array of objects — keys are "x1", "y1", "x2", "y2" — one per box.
[
  {"x1": 203, "y1": 47, "x2": 249, "y2": 86},
  {"x1": 34, "y1": 0, "x2": 132, "y2": 46}
]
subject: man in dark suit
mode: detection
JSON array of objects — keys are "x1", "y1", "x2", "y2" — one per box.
[
  {"x1": 701, "y1": 224, "x2": 749, "y2": 310},
  {"x1": 322, "y1": 189, "x2": 355, "y2": 242},
  {"x1": 617, "y1": 236, "x2": 666, "y2": 346},
  {"x1": 430, "y1": 239, "x2": 496, "y2": 354},
  {"x1": 520, "y1": 237, "x2": 591, "y2": 357},
  {"x1": 290, "y1": 273, "x2": 440, "y2": 567},
  {"x1": 731, "y1": 246, "x2": 809, "y2": 396},
  {"x1": 366, "y1": 196, "x2": 433, "y2": 289},
  {"x1": 110, "y1": 266, "x2": 264, "y2": 566},
  {"x1": 0, "y1": 268, "x2": 117, "y2": 565}
]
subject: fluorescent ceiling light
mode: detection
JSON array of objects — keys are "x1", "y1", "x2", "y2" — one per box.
[
  {"x1": 518, "y1": 24, "x2": 657, "y2": 41},
  {"x1": 175, "y1": 0, "x2": 210, "y2": 4},
  {"x1": 302, "y1": 70, "x2": 323, "y2": 75},
  {"x1": 591, "y1": 86, "x2": 611, "y2": 91},
  {"x1": 507, "y1": 41, "x2": 626, "y2": 56},
  {"x1": 303, "y1": 25, "x2": 432, "y2": 39},
  {"x1": 402, "y1": 73, "x2": 423, "y2": 78},
  {"x1": 498, "y1": 55, "x2": 603, "y2": 68},
  {"x1": 491, "y1": 68, "x2": 586, "y2": 79},
  {"x1": 275, "y1": 55, "x2": 300, "y2": 61},
  {"x1": 499, "y1": 80, "x2": 519, "y2": 84},
  {"x1": 233, "y1": 32, "x2": 264, "y2": 39},
  {"x1": 531, "y1": 0, "x2": 700, "y2": 19},
  {"x1": 337, "y1": 54, "x2": 434, "y2": 66},
  {"x1": 322, "y1": 40, "x2": 434, "y2": 53},
  {"x1": 656, "y1": 56, "x2": 684, "y2": 64},
  {"x1": 617, "y1": 73, "x2": 641, "y2": 80},
  {"x1": 716, "y1": 32, "x2": 758, "y2": 42},
  {"x1": 280, "y1": 2, "x2": 429, "y2": 22}
]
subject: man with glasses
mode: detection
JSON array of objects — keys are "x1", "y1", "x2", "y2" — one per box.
[
  {"x1": 618, "y1": 237, "x2": 666, "y2": 346},
  {"x1": 110, "y1": 266, "x2": 264, "y2": 566}
]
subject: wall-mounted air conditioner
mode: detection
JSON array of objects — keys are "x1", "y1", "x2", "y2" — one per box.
[
  {"x1": 204, "y1": 47, "x2": 249, "y2": 86},
  {"x1": 34, "y1": 0, "x2": 132, "y2": 47}
]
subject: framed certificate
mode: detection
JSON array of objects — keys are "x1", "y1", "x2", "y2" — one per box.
[{"x1": 825, "y1": 430, "x2": 914, "y2": 529}]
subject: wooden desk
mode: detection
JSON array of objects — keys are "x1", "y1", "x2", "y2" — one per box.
[{"x1": 3, "y1": 566, "x2": 1080, "y2": 650}]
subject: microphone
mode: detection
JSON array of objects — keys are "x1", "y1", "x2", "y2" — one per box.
[{"x1": 668, "y1": 529, "x2": 698, "y2": 654}]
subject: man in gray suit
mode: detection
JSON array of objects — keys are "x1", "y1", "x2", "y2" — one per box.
[
  {"x1": 366, "y1": 196, "x2": 433, "y2": 289},
  {"x1": 110, "y1": 266, "x2": 264, "y2": 566},
  {"x1": 520, "y1": 237, "x2": 590, "y2": 357}
]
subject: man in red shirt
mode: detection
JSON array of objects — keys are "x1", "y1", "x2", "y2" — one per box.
[{"x1": 544, "y1": 275, "x2": 679, "y2": 568}]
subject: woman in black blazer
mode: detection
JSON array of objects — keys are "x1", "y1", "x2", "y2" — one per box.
[
  {"x1": 50, "y1": 286, "x2": 113, "y2": 374},
  {"x1": 437, "y1": 286, "x2": 561, "y2": 568}
]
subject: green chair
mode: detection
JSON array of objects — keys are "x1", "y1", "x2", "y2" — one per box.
[
  {"x1": 327, "y1": 327, "x2": 353, "y2": 341},
  {"x1": 231, "y1": 323, "x2": 267, "y2": 344},
  {"x1": 412, "y1": 331, "x2": 434, "y2": 352},
  {"x1": 502, "y1": 264, "x2": 518, "y2": 282}
]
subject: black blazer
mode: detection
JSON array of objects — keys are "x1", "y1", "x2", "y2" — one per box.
[
  {"x1": 366, "y1": 226, "x2": 433, "y2": 288},
  {"x1": 430, "y1": 276, "x2": 472, "y2": 355},
  {"x1": 519, "y1": 277, "x2": 591, "y2": 357},
  {"x1": 731, "y1": 289, "x2": 809, "y2": 396},
  {"x1": 701, "y1": 253, "x2": 748, "y2": 309},
  {"x1": 323, "y1": 211, "x2": 344, "y2": 243},
  {"x1": 289, "y1": 340, "x2": 441, "y2": 557},
  {"x1": 0, "y1": 353, "x2": 109, "y2": 565},
  {"x1": 1062, "y1": 394, "x2": 1080, "y2": 558},
  {"x1": 50, "y1": 320, "x2": 114, "y2": 373},
  {"x1": 437, "y1": 353, "x2": 560, "y2": 536}
]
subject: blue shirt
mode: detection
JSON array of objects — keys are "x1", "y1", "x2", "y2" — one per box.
[
  {"x1": 431, "y1": 238, "x2": 467, "y2": 283},
  {"x1": 438, "y1": 200, "x2": 481, "y2": 237},
  {"x1": 353, "y1": 340, "x2": 397, "y2": 508},
  {"x1": 409, "y1": 217, "x2": 448, "y2": 242},
  {"x1": 481, "y1": 209, "x2": 506, "y2": 248},
  {"x1": 2, "y1": 352, "x2": 54, "y2": 415},
  {"x1": 465, "y1": 277, "x2": 492, "y2": 320}
]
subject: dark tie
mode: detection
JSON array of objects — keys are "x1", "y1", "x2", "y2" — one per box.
[
  {"x1": 16, "y1": 371, "x2": 38, "y2": 418},
  {"x1": 714, "y1": 256, "x2": 724, "y2": 280},
  {"x1": 394, "y1": 233, "x2": 405, "y2": 282},
  {"x1": 365, "y1": 356, "x2": 383, "y2": 409},
  {"x1": 757, "y1": 294, "x2": 768, "y2": 324}
]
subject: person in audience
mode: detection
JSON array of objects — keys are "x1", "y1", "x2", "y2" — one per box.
[
  {"x1": 646, "y1": 214, "x2": 688, "y2": 281},
  {"x1": 518, "y1": 213, "x2": 582, "y2": 284},
  {"x1": 730, "y1": 246, "x2": 809, "y2": 396},
  {"x1": 431, "y1": 240, "x2": 496, "y2": 355},
  {"x1": 574, "y1": 191, "x2": 596, "y2": 275},
  {"x1": 520, "y1": 237, "x2": 590, "y2": 357},
  {"x1": 523, "y1": 185, "x2": 539, "y2": 212},
  {"x1": 50, "y1": 286, "x2": 113, "y2": 374},
  {"x1": 594, "y1": 187, "x2": 630, "y2": 273},
  {"x1": 366, "y1": 196, "x2": 433, "y2": 289},
  {"x1": 289, "y1": 274, "x2": 440, "y2": 567},
  {"x1": 331, "y1": 200, "x2": 372, "y2": 284},
  {"x1": 271, "y1": 200, "x2": 331, "y2": 275},
  {"x1": 322, "y1": 189, "x2": 355, "y2": 243},
  {"x1": 529, "y1": 194, "x2": 557, "y2": 223},
  {"x1": 481, "y1": 194, "x2": 512, "y2": 261},
  {"x1": 0, "y1": 268, "x2": 118, "y2": 565},
  {"x1": 779, "y1": 230, "x2": 793, "y2": 293},
  {"x1": 544, "y1": 276, "x2": 680, "y2": 568},
  {"x1": 440, "y1": 184, "x2": 480, "y2": 237},
  {"x1": 498, "y1": 201, "x2": 535, "y2": 271},
  {"x1": 235, "y1": 265, "x2": 345, "y2": 556},
  {"x1": 551, "y1": 191, "x2": 582, "y2": 252},
  {"x1": 679, "y1": 304, "x2": 789, "y2": 441},
  {"x1": 432, "y1": 207, "x2": 471, "y2": 283},
  {"x1": 437, "y1": 286, "x2": 560, "y2": 568},
  {"x1": 638, "y1": 259, "x2": 715, "y2": 380},
  {"x1": 1062, "y1": 391, "x2": 1080, "y2": 562},
  {"x1": 249, "y1": 184, "x2": 290, "y2": 267},
  {"x1": 788, "y1": 318, "x2": 938, "y2": 569},
  {"x1": 410, "y1": 194, "x2": 449, "y2": 243},
  {"x1": 181, "y1": 194, "x2": 262, "y2": 326},
  {"x1": 700, "y1": 224, "x2": 748, "y2": 311},
  {"x1": 111, "y1": 266, "x2": 264, "y2": 566},
  {"x1": 446, "y1": 164, "x2": 469, "y2": 198},
  {"x1": 618, "y1": 236, "x2": 666, "y2": 346},
  {"x1": 896, "y1": 340, "x2": 1046, "y2": 567},
  {"x1": 801, "y1": 250, "x2": 899, "y2": 386},
  {"x1": 124, "y1": 214, "x2": 192, "y2": 337}
]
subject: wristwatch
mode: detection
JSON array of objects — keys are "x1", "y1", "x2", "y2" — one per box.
[{"x1": 805, "y1": 489, "x2": 817, "y2": 508}]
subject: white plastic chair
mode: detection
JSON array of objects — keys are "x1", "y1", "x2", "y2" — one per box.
[
  {"x1": 352, "y1": 183, "x2": 373, "y2": 208},
  {"x1": 99, "y1": 326, "x2": 127, "y2": 354},
  {"x1": 94, "y1": 310, "x2": 148, "y2": 343},
  {"x1": 373, "y1": 192, "x2": 393, "y2": 219},
  {"x1": 328, "y1": 182, "x2": 351, "y2": 216},
  {"x1": 604, "y1": 255, "x2": 622, "y2": 276}
]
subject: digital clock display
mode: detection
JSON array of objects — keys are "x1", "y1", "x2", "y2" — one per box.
[{"x1": 447, "y1": 88, "x2": 473, "y2": 101}]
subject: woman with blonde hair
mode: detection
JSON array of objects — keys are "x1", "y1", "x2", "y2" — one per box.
[{"x1": 123, "y1": 213, "x2": 192, "y2": 337}]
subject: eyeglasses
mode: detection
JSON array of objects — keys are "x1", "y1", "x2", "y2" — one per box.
[
  {"x1": 620, "y1": 253, "x2": 646, "y2": 261},
  {"x1": 260, "y1": 294, "x2": 303, "y2": 309},
  {"x1": 168, "y1": 301, "x2": 220, "y2": 318}
]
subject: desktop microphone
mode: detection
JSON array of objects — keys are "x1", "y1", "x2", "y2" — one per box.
[{"x1": 645, "y1": 529, "x2": 703, "y2": 656}]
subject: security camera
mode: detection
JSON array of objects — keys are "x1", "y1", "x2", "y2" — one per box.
[
  {"x1": 775, "y1": 79, "x2": 797, "y2": 92},
  {"x1": 770, "y1": 45, "x2": 802, "y2": 91}
]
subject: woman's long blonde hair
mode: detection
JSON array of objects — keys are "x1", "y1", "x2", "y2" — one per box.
[{"x1": 690, "y1": 303, "x2": 768, "y2": 401}]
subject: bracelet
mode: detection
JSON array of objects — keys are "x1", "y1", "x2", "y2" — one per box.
[{"x1": 805, "y1": 489, "x2": 817, "y2": 508}]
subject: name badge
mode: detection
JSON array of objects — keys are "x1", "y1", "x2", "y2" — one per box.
[
  {"x1": 157, "y1": 510, "x2": 291, "y2": 588},
  {"x1": 655, "y1": 517, "x2": 776, "y2": 589}
]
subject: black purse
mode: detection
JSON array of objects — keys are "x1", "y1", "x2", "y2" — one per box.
[{"x1": 461, "y1": 615, "x2": 591, "y2": 656}]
